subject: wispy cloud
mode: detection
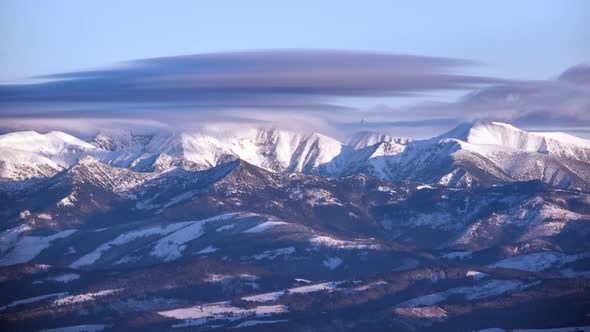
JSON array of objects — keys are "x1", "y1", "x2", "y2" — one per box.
[
  {"x1": 0, "y1": 50, "x2": 498, "y2": 112},
  {"x1": 0, "y1": 50, "x2": 587, "y2": 138},
  {"x1": 455, "y1": 64, "x2": 590, "y2": 127},
  {"x1": 347, "y1": 64, "x2": 590, "y2": 126}
]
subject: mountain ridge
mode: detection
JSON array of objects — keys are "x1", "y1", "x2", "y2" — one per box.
[
  {"x1": 1, "y1": 122, "x2": 590, "y2": 190},
  {"x1": 1, "y1": 124, "x2": 589, "y2": 331}
]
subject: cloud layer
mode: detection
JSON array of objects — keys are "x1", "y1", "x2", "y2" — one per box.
[
  {"x1": 0, "y1": 50, "x2": 588, "y2": 138},
  {"x1": 344, "y1": 64, "x2": 590, "y2": 134},
  {"x1": 0, "y1": 50, "x2": 498, "y2": 111},
  {"x1": 457, "y1": 64, "x2": 590, "y2": 127}
]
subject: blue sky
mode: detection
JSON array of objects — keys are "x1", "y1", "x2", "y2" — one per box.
[
  {"x1": 0, "y1": 1, "x2": 589, "y2": 137},
  {"x1": 1, "y1": 0, "x2": 587, "y2": 82}
]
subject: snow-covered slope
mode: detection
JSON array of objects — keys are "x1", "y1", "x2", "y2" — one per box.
[
  {"x1": 1, "y1": 141, "x2": 588, "y2": 331},
  {"x1": 90, "y1": 128, "x2": 346, "y2": 175},
  {"x1": 342, "y1": 122, "x2": 590, "y2": 189},
  {"x1": 64, "y1": 156, "x2": 155, "y2": 193},
  {"x1": 0, "y1": 128, "x2": 346, "y2": 180},
  {"x1": 0, "y1": 131, "x2": 98, "y2": 181},
  {"x1": 441, "y1": 121, "x2": 590, "y2": 162},
  {"x1": 347, "y1": 131, "x2": 412, "y2": 150},
  {"x1": 0, "y1": 131, "x2": 96, "y2": 157},
  {"x1": 229, "y1": 128, "x2": 346, "y2": 174},
  {"x1": 1, "y1": 123, "x2": 589, "y2": 189},
  {"x1": 438, "y1": 122, "x2": 590, "y2": 188}
]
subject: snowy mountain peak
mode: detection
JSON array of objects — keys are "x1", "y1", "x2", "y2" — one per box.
[
  {"x1": 464, "y1": 121, "x2": 537, "y2": 149},
  {"x1": 0, "y1": 131, "x2": 100, "y2": 181},
  {"x1": 533, "y1": 131, "x2": 590, "y2": 149},
  {"x1": 228, "y1": 127, "x2": 345, "y2": 173},
  {"x1": 0, "y1": 130, "x2": 96, "y2": 155},
  {"x1": 76, "y1": 155, "x2": 100, "y2": 165},
  {"x1": 438, "y1": 121, "x2": 516, "y2": 141},
  {"x1": 90, "y1": 127, "x2": 346, "y2": 174},
  {"x1": 442, "y1": 122, "x2": 590, "y2": 161},
  {"x1": 438, "y1": 121, "x2": 588, "y2": 152},
  {"x1": 1, "y1": 124, "x2": 590, "y2": 189},
  {"x1": 347, "y1": 131, "x2": 412, "y2": 150},
  {"x1": 91, "y1": 130, "x2": 156, "y2": 152}
]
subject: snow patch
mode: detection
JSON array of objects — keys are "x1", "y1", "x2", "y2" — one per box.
[
  {"x1": 417, "y1": 184, "x2": 435, "y2": 190},
  {"x1": 443, "y1": 251, "x2": 473, "y2": 260},
  {"x1": 71, "y1": 214, "x2": 238, "y2": 268},
  {"x1": 310, "y1": 235, "x2": 379, "y2": 250},
  {"x1": 241, "y1": 281, "x2": 344, "y2": 303},
  {"x1": 70, "y1": 223, "x2": 190, "y2": 268},
  {"x1": 398, "y1": 280, "x2": 524, "y2": 307},
  {"x1": 0, "y1": 229, "x2": 76, "y2": 266},
  {"x1": 323, "y1": 256, "x2": 343, "y2": 270},
  {"x1": 47, "y1": 273, "x2": 80, "y2": 283},
  {"x1": 0, "y1": 292, "x2": 68, "y2": 311},
  {"x1": 232, "y1": 320, "x2": 288, "y2": 328},
  {"x1": 40, "y1": 325, "x2": 106, "y2": 332},
  {"x1": 216, "y1": 224, "x2": 235, "y2": 232},
  {"x1": 37, "y1": 213, "x2": 52, "y2": 220},
  {"x1": 489, "y1": 251, "x2": 582, "y2": 272},
  {"x1": 394, "y1": 306, "x2": 448, "y2": 319},
  {"x1": 466, "y1": 270, "x2": 488, "y2": 280},
  {"x1": 19, "y1": 210, "x2": 32, "y2": 219},
  {"x1": 205, "y1": 274, "x2": 258, "y2": 284},
  {"x1": 242, "y1": 220, "x2": 287, "y2": 233},
  {"x1": 53, "y1": 289, "x2": 123, "y2": 306},
  {"x1": 351, "y1": 280, "x2": 388, "y2": 292},
  {"x1": 252, "y1": 247, "x2": 295, "y2": 260},
  {"x1": 197, "y1": 246, "x2": 218, "y2": 254},
  {"x1": 158, "y1": 301, "x2": 287, "y2": 322},
  {"x1": 57, "y1": 194, "x2": 77, "y2": 208}
]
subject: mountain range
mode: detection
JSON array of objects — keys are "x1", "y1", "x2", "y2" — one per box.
[
  {"x1": 1, "y1": 122, "x2": 589, "y2": 331},
  {"x1": 2, "y1": 121, "x2": 590, "y2": 189}
]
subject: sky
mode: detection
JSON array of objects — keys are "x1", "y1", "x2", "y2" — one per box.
[{"x1": 0, "y1": 0, "x2": 589, "y2": 138}]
